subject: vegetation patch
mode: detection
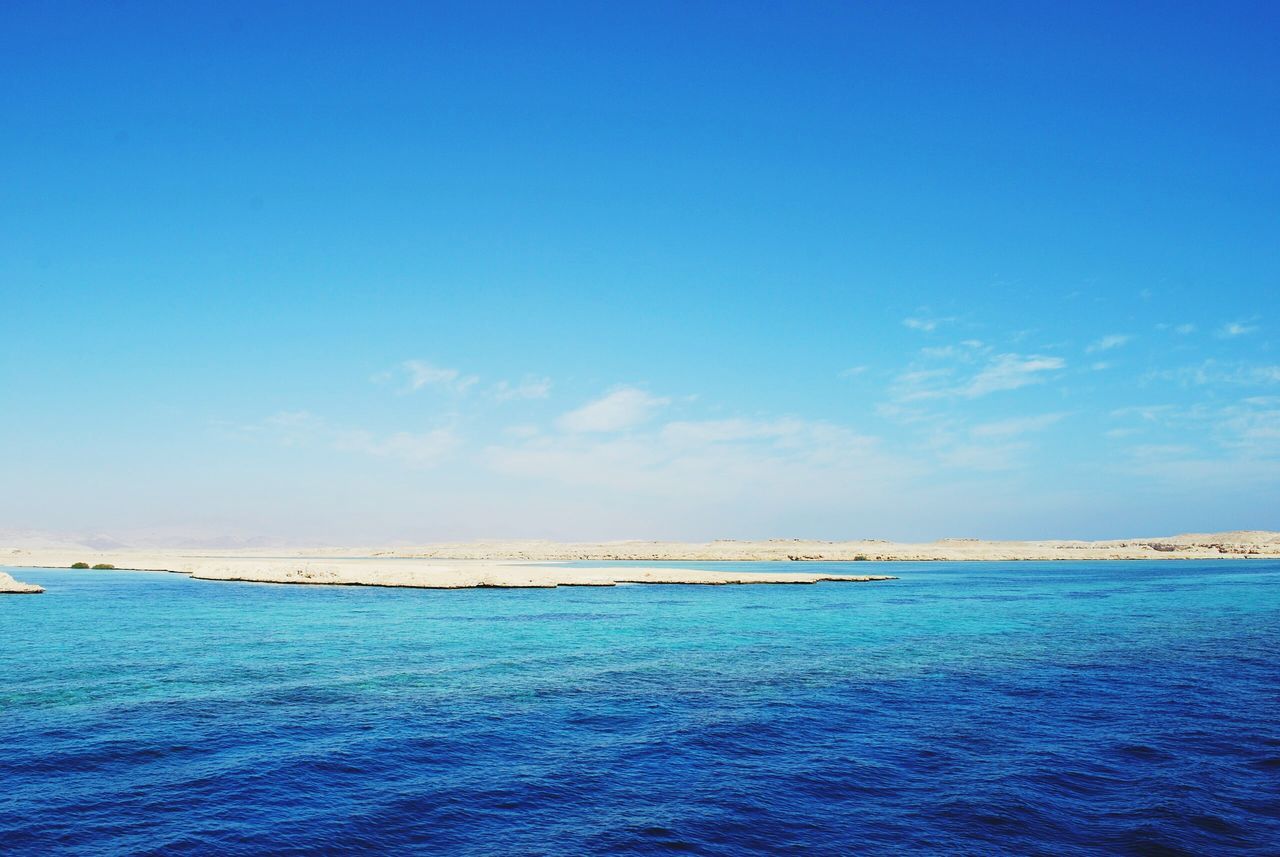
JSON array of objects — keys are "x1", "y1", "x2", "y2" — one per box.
[
  {"x1": 70, "y1": 562, "x2": 90, "y2": 569},
  {"x1": 91, "y1": 563, "x2": 116, "y2": 570}
]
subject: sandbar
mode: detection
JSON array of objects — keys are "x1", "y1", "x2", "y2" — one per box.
[{"x1": 4, "y1": 530, "x2": 1276, "y2": 591}]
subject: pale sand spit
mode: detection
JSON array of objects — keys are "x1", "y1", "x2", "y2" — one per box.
[
  {"x1": 0, "y1": 571, "x2": 44, "y2": 594},
  {"x1": 187, "y1": 562, "x2": 894, "y2": 588},
  {"x1": 5, "y1": 530, "x2": 1277, "y2": 591},
  {"x1": 0, "y1": 554, "x2": 892, "y2": 589}
]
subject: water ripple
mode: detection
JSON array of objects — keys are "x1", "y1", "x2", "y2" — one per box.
[{"x1": 2, "y1": 560, "x2": 1278, "y2": 854}]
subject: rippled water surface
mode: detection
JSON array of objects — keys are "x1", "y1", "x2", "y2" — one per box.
[{"x1": 3, "y1": 561, "x2": 1279, "y2": 855}]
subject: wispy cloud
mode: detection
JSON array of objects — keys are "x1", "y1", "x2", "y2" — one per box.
[
  {"x1": 248, "y1": 411, "x2": 458, "y2": 468},
  {"x1": 1110, "y1": 404, "x2": 1178, "y2": 422},
  {"x1": 404, "y1": 360, "x2": 478, "y2": 393},
  {"x1": 1217, "y1": 320, "x2": 1258, "y2": 338},
  {"x1": 889, "y1": 349, "x2": 1065, "y2": 401},
  {"x1": 1086, "y1": 334, "x2": 1131, "y2": 353},
  {"x1": 1147, "y1": 360, "x2": 1280, "y2": 388},
  {"x1": 889, "y1": 367, "x2": 956, "y2": 402},
  {"x1": 934, "y1": 442, "x2": 1025, "y2": 471},
  {"x1": 376, "y1": 360, "x2": 479, "y2": 394},
  {"x1": 558, "y1": 387, "x2": 670, "y2": 433},
  {"x1": 961, "y1": 354, "x2": 1065, "y2": 397},
  {"x1": 1119, "y1": 409, "x2": 1280, "y2": 486},
  {"x1": 487, "y1": 415, "x2": 901, "y2": 502},
  {"x1": 1215, "y1": 397, "x2": 1280, "y2": 456},
  {"x1": 1108, "y1": 396, "x2": 1280, "y2": 484},
  {"x1": 970, "y1": 413, "x2": 1065, "y2": 439},
  {"x1": 492, "y1": 376, "x2": 552, "y2": 401},
  {"x1": 334, "y1": 428, "x2": 459, "y2": 466},
  {"x1": 903, "y1": 316, "x2": 948, "y2": 333},
  {"x1": 660, "y1": 418, "x2": 808, "y2": 446},
  {"x1": 903, "y1": 318, "x2": 936, "y2": 332}
]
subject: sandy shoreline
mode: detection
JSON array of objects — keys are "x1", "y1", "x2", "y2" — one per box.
[
  {"x1": 349, "y1": 530, "x2": 1279, "y2": 561},
  {"x1": 186, "y1": 561, "x2": 894, "y2": 588},
  {"x1": 3, "y1": 529, "x2": 1276, "y2": 591},
  {"x1": 0, "y1": 571, "x2": 44, "y2": 594},
  {"x1": 0, "y1": 553, "x2": 894, "y2": 589},
  {"x1": 13, "y1": 529, "x2": 1270, "y2": 564}
]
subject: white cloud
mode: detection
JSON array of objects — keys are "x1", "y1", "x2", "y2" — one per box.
[
  {"x1": 1110, "y1": 404, "x2": 1177, "y2": 422},
  {"x1": 970, "y1": 413, "x2": 1065, "y2": 439},
  {"x1": 257, "y1": 410, "x2": 325, "y2": 446},
  {"x1": 1086, "y1": 334, "x2": 1131, "y2": 353},
  {"x1": 249, "y1": 411, "x2": 458, "y2": 468},
  {"x1": 660, "y1": 418, "x2": 807, "y2": 446},
  {"x1": 839, "y1": 366, "x2": 868, "y2": 378},
  {"x1": 487, "y1": 416, "x2": 900, "y2": 502},
  {"x1": 333, "y1": 428, "x2": 459, "y2": 466},
  {"x1": 961, "y1": 354, "x2": 1065, "y2": 397},
  {"x1": 557, "y1": 387, "x2": 670, "y2": 433},
  {"x1": 378, "y1": 360, "x2": 479, "y2": 394},
  {"x1": 889, "y1": 346, "x2": 1065, "y2": 402},
  {"x1": 1215, "y1": 397, "x2": 1280, "y2": 456},
  {"x1": 492, "y1": 377, "x2": 552, "y2": 401},
  {"x1": 935, "y1": 442, "x2": 1025, "y2": 471},
  {"x1": 903, "y1": 317, "x2": 939, "y2": 332},
  {"x1": 1148, "y1": 360, "x2": 1280, "y2": 387},
  {"x1": 889, "y1": 367, "x2": 955, "y2": 402},
  {"x1": 1175, "y1": 323, "x2": 1196, "y2": 335},
  {"x1": 1218, "y1": 321, "x2": 1258, "y2": 338}
]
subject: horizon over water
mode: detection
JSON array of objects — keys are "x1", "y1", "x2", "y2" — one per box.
[{"x1": 3, "y1": 561, "x2": 1279, "y2": 855}]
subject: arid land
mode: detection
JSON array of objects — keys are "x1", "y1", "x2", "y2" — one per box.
[{"x1": 2, "y1": 530, "x2": 1277, "y2": 592}]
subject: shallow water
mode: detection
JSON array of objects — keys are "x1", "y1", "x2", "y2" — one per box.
[{"x1": 2, "y1": 561, "x2": 1278, "y2": 855}]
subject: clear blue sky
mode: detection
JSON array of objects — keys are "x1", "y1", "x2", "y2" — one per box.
[{"x1": 3, "y1": 1, "x2": 1277, "y2": 544}]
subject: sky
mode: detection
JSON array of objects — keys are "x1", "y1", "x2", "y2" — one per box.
[{"x1": 2, "y1": 1, "x2": 1278, "y2": 544}]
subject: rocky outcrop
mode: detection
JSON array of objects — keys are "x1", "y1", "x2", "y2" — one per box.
[{"x1": 0, "y1": 571, "x2": 43, "y2": 594}]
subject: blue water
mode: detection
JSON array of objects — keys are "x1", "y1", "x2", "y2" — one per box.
[{"x1": 2, "y1": 561, "x2": 1278, "y2": 855}]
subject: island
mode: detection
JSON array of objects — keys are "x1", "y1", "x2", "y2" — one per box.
[{"x1": 2, "y1": 530, "x2": 1276, "y2": 591}]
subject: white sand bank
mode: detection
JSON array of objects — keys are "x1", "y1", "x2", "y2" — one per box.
[
  {"x1": 5, "y1": 530, "x2": 1277, "y2": 591},
  {"x1": 0, "y1": 571, "x2": 44, "y2": 594},
  {"x1": 0, "y1": 553, "x2": 892, "y2": 589}
]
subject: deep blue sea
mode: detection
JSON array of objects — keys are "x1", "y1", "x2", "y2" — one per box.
[{"x1": 2, "y1": 561, "x2": 1278, "y2": 855}]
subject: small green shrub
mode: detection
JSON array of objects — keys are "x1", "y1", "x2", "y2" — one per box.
[
  {"x1": 853, "y1": 554, "x2": 869, "y2": 561},
  {"x1": 91, "y1": 563, "x2": 115, "y2": 570},
  {"x1": 70, "y1": 562, "x2": 90, "y2": 569}
]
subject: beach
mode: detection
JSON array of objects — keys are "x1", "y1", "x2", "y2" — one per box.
[
  {"x1": 0, "y1": 552, "x2": 893, "y2": 589},
  {"x1": 2, "y1": 530, "x2": 1276, "y2": 592}
]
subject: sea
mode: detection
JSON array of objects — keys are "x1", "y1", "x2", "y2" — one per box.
[{"x1": 2, "y1": 560, "x2": 1278, "y2": 855}]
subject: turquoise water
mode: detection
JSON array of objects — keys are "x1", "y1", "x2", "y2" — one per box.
[{"x1": 2, "y1": 561, "x2": 1278, "y2": 854}]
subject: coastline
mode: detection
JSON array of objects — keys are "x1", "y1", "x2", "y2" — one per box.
[
  {"x1": 0, "y1": 571, "x2": 44, "y2": 594},
  {"x1": 0, "y1": 555, "x2": 894, "y2": 589},
  {"x1": 3, "y1": 529, "x2": 1276, "y2": 591}
]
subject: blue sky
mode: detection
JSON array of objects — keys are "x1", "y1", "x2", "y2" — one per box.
[{"x1": 2, "y1": 2, "x2": 1277, "y2": 543}]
